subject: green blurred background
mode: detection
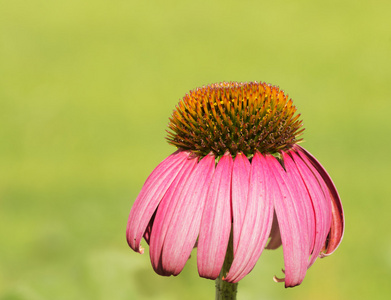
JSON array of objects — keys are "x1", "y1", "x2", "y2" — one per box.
[{"x1": 1, "y1": 0, "x2": 390, "y2": 299}]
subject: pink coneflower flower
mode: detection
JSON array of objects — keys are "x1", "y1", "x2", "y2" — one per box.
[{"x1": 126, "y1": 82, "x2": 344, "y2": 289}]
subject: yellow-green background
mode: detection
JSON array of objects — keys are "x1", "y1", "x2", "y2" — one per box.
[{"x1": 1, "y1": 0, "x2": 390, "y2": 299}]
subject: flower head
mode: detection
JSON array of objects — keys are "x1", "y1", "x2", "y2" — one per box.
[{"x1": 126, "y1": 81, "x2": 344, "y2": 287}]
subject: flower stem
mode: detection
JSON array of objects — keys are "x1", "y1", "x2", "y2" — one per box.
[{"x1": 215, "y1": 231, "x2": 238, "y2": 300}]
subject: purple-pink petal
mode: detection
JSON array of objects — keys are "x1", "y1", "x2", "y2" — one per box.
[
  {"x1": 295, "y1": 145, "x2": 344, "y2": 256},
  {"x1": 126, "y1": 151, "x2": 190, "y2": 253},
  {"x1": 289, "y1": 149, "x2": 332, "y2": 267},
  {"x1": 225, "y1": 152, "x2": 274, "y2": 283},
  {"x1": 160, "y1": 154, "x2": 216, "y2": 276},
  {"x1": 149, "y1": 156, "x2": 198, "y2": 275},
  {"x1": 197, "y1": 153, "x2": 233, "y2": 280},
  {"x1": 282, "y1": 152, "x2": 316, "y2": 257},
  {"x1": 231, "y1": 153, "x2": 251, "y2": 255},
  {"x1": 266, "y1": 154, "x2": 309, "y2": 287}
]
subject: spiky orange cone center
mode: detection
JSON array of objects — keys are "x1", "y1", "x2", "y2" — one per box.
[{"x1": 167, "y1": 81, "x2": 304, "y2": 158}]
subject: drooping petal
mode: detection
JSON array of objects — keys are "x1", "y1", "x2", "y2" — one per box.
[
  {"x1": 295, "y1": 145, "x2": 344, "y2": 256},
  {"x1": 231, "y1": 153, "x2": 251, "y2": 255},
  {"x1": 197, "y1": 153, "x2": 233, "y2": 279},
  {"x1": 282, "y1": 152, "x2": 316, "y2": 257},
  {"x1": 289, "y1": 149, "x2": 332, "y2": 267},
  {"x1": 149, "y1": 156, "x2": 198, "y2": 275},
  {"x1": 266, "y1": 211, "x2": 282, "y2": 250},
  {"x1": 127, "y1": 151, "x2": 190, "y2": 253},
  {"x1": 266, "y1": 154, "x2": 310, "y2": 287},
  {"x1": 225, "y1": 152, "x2": 274, "y2": 283},
  {"x1": 160, "y1": 154, "x2": 216, "y2": 276}
]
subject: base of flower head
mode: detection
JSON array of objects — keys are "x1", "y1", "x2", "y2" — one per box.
[{"x1": 126, "y1": 145, "x2": 344, "y2": 287}]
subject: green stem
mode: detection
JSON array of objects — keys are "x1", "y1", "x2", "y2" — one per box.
[{"x1": 215, "y1": 231, "x2": 238, "y2": 300}]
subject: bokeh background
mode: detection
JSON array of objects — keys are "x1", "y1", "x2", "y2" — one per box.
[{"x1": 1, "y1": 0, "x2": 390, "y2": 299}]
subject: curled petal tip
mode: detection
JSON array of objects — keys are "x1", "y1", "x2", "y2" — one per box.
[
  {"x1": 126, "y1": 235, "x2": 144, "y2": 254},
  {"x1": 273, "y1": 275, "x2": 285, "y2": 283}
]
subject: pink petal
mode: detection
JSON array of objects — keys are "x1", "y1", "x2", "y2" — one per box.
[
  {"x1": 289, "y1": 149, "x2": 332, "y2": 267},
  {"x1": 282, "y1": 152, "x2": 316, "y2": 257},
  {"x1": 295, "y1": 145, "x2": 344, "y2": 256},
  {"x1": 231, "y1": 153, "x2": 251, "y2": 255},
  {"x1": 126, "y1": 151, "x2": 190, "y2": 253},
  {"x1": 149, "y1": 156, "x2": 198, "y2": 275},
  {"x1": 225, "y1": 152, "x2": 274, "y2": 283},
  {"x1": 266, "y1": 154, "x2": 310, "y2": 287},
  {"x1": 197, "y1": 153, "x2": 233, "y2": 280},
  {"x1": 160, "y1": 154, "x2": 216, "y2": 276}
]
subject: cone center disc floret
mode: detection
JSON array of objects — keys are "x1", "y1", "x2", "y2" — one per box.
[{"x1": 167, "y1": 81, "x2": 304, "y2": 157}]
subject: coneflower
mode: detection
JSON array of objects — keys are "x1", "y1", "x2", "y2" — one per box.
[{"x1": 126, "y1": 81, "x2": 344, "y2": 298}]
